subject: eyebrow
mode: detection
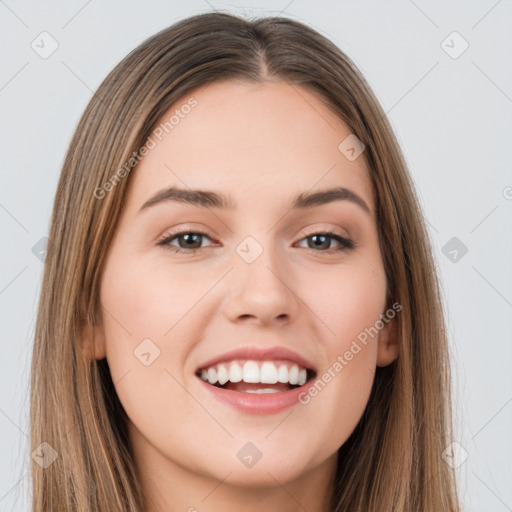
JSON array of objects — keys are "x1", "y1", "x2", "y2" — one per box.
[{"x1": 139, "y1": 185, "x2": 371, "y2": 214}]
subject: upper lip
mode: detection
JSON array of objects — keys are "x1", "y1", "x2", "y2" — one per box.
[{"x1": 196, "y1": 346, "x2": 317, "y2": 373}]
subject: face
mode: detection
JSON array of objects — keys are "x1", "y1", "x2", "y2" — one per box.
[{"x1": 88, "y1": 80, "x2": 398, "y2": 498}]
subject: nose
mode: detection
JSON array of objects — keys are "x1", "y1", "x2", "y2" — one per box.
[{"x1": 223, "y1": 246, "x2": 299, "y2": 327}]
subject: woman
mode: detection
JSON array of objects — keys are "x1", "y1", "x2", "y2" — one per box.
[{"x1": 30, "y1": 11, "x2": 461, "y2": 511}]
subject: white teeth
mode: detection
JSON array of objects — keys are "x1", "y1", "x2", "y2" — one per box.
[
  {"x1": 217, "y1": 364, "x2": 229, "y2": 386},
  {"x1": 277, "y1": 364, "x2": 289, "y2": 383},
  {"x1": 229, "y1": 362, "x2": 243, "y2": 383},
  {"x1": 260, "y1": 362, "x2": 278, "y2": 384},
  {"x1": 244, "y1": 388, "x2": 281, "y2": 394},
  {"x1": 288, "y1": 365, "x2": 299, "y2": 385},
  {"x1": 207, "y1": 367, "x2": 218, "y2": 385},
  {"x1": 242, "y1": 361, "x2": 260, "y2": 383},
  {"x1": 199, "y1": 359, "x2": 310, "y2": 386}
]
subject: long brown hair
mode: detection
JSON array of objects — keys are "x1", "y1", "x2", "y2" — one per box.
[{"x1": 30, "y1": 11, "x2": 461, "y2": 511}]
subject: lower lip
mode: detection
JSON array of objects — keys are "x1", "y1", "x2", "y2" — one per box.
[{"x1": 197, "y1": 378, "x2": 311, "y2": 415}]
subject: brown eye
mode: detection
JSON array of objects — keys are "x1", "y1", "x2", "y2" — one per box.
[
  {"x1": 157, "y1": 230, "x2": 214, "y2": 254},
  {"x1": 297, "y1": 231, "x2": 355, "y2": 253},
  {"x1": 175, "y1": 233, "x2": 204, "y2": 249}
]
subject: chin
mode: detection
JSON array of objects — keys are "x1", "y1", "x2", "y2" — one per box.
[{"x1": 217, "y1": 459, "x2": 312, "y2": 488}]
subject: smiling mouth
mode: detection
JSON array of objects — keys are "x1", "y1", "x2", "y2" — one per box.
[{"x1": 196, "y1": 359, "x2": 317, "y2": 394}]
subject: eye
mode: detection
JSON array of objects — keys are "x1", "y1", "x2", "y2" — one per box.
[
  {"x1": 295, "y1": 229, "x2": 355, "y2": 253},
  {"x1": 157, "y1": 230, "x2": 215, "y2": 254},
  {"x1": 157, "y1": 229, "x2": 356, "y2": 255}
]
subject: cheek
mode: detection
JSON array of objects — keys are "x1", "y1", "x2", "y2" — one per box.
[
  {"x1": 98, "y1": 254, "x2": 198, "y2": 402},
  {"x1": 101, "y1": 252, "x2": 211, "y2": 339},
  {"x1": 301, "y1": 255, "x2": 387, "y2": 352},
  {"x1": 98, "y1": 257, "x2": 211, "y2": 446},
  {"x1": 294, "y1": 258, "x2": 385, "y2": 447}
]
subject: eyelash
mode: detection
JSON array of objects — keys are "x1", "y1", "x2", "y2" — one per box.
[{"x1": 156, "y1": 228, "x2": 356, "y2": 255}]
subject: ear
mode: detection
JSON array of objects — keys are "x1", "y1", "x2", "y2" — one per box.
[
  {"x1": 78, "y1": 315, "x2": 107, "y2": 361},
  {"x1": 376, "y1": 316, "x2": 399, "y2": 367}
]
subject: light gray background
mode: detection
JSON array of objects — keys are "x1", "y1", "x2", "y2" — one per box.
[{"x1": 1, "y1": 1, "x2": 511, "y2": 510}]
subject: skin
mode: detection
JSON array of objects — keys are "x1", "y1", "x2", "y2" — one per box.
[{"x1": 85, "y1": 79, "x2": 399, "y2": 512}]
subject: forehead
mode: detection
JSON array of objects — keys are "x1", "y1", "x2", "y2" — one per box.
[{"x1": 124, "y1": 79, "x2": 373, "y2": 215}]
